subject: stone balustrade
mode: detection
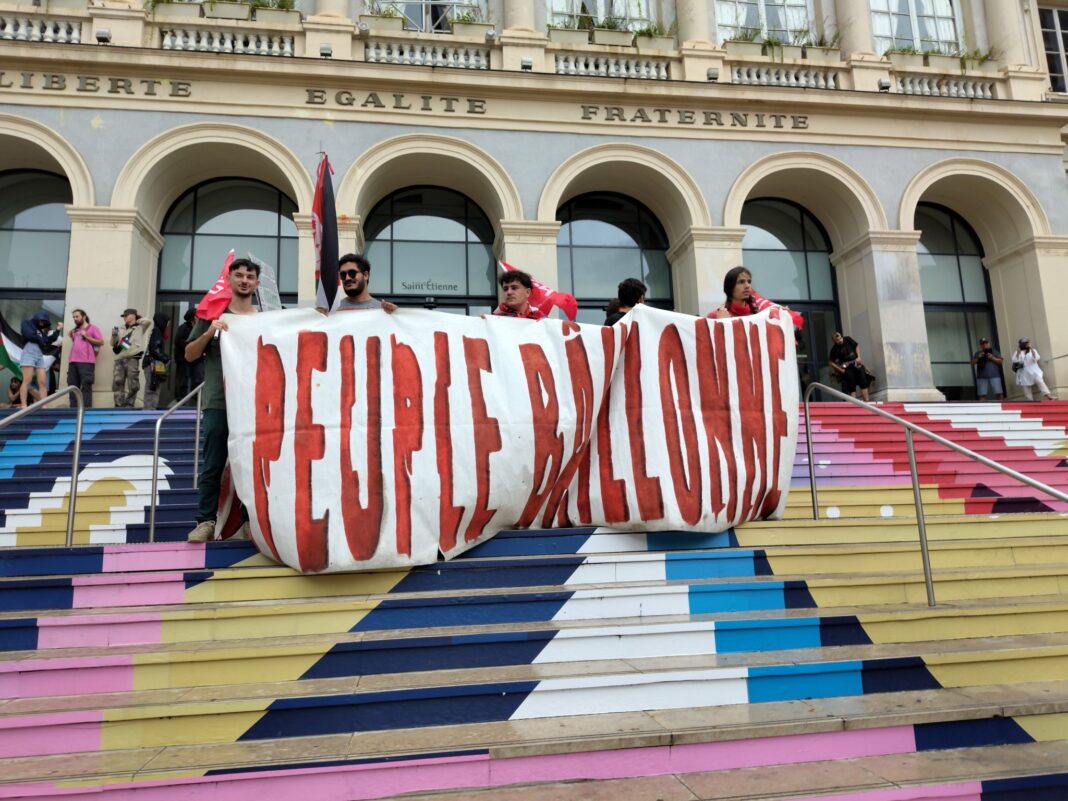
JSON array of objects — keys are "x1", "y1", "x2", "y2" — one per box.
[
  {"x1": 554, "y1": 52, "x2": 671, "y2": 80},
  {"x1": 0, "y1": 14, "x2": 81, "y2": 43},
  {"x1": 894, "y1": 71, "x2": 999, "y2": 100},
  {"x1": 160, "y1": 26, "x2": 294, "y2": 56},
  {"x1": 729, "y1": 62, "x2": 842, "y2": 90},
  {"x1": 364, "y1": 39, "x2": 491, "y2": 69}
]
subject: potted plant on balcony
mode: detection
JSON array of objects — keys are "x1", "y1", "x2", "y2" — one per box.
[
  {"x1": 252, "y1": 0, "x2": 299, "y2": 25},
  {"x1": 763, "y1": 33, "x2": 802, "y2": 61},
  {"x1": 547, "y1": 18, "x2": 590, "y2": 46},
  {"x1": 723, "y1": 27, "x2": 764, "y2": 58},
  {"x1": 450, "y1": 9, "x2": 493, "y2": 38},
  {"x1": 884, "y1": 46, "x2": 924, "y2": 69},
  {"x1": 960, "y1": 46, "x2": 999, "y2": 74},
  {"x1": 202, "y1": 0, "x2": 252, "y2": 20},
  {"x1": 359, "y1": 1, "x2": 405, "y2": 32},
  {"x1": 146, "y1": 0, "x2": 202, "y2": 20},
  {"x1": 634, "y1": 20, "x2": 674, "y2": 51},
  {"x1": 799, "y1": 27, "x2": 841, "y2": 62},
  {"x1": 591, "y1": 16, "x2": 633, "y2": 46},
  {"x1": 924, "y1": 47, "x2": 960, "y2": 73}
]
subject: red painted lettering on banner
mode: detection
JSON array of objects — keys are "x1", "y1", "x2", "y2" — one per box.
[
  {"x1": 391, "y1": 335, "x2": 423, "y2": 557},
  {"x1": 543, "y1": 335, "x2": 595, "y2": 526},
  {"x1": 759, "y1": 319, "x2": 788, "y2": 516},
  {"x1": 623, "y1": 323, "x2": 665, "y2": 521},
  {"x1": 658, "y1": 324, "x2": 702, "y2": 525},
  {"x1": 435, "y1": 332, "x2": 465, "y2": 551},
  {"x1": 733, "y1": 320, "x2": 768, "y2": 521},
  {"x1": 294, "y1": 331, "x2": 329, "y2": 572},
  {"x1": 695, "y1": 320, "x2": 738, "y2": 520},
  {"x1": 517, "y1": 344, "x2": 564, "y2": 527},
  {"x1": 339, "y1": 335, "x2": 384, "y2": 561},
  {"x1": 463, "y1": 336, "x2": 502, "y2": 541},
  {"x1": 252, "y1": 337, "x2": 284, "y2": 561},
  {"x1": 594, "y1": 326, "x2": 627, "y2": 523}
]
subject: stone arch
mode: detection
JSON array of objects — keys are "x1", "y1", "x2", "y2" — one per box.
[
  {"x1": 339, "y1": 134, "x2": 523, "y2": 234},
  {"x1": 899, "y1": 158, "x2": 1050, "y2": 257},
  {"x1": 0, "y1": 114, "x2": 94, "y2": 207},
  {"x1": 537, "y1": 143, "x2": 711, "y2": 244},
  {"x1": 724, "y1": 151, "x2": 888, "y2": 252},
  {"x1": 112, "y1": 122, "x2": 313, "y2": 229}
]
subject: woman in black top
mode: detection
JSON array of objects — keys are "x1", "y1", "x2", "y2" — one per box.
[{"x1": 828, "y1": 332, "x2": 871, "y2": 402}]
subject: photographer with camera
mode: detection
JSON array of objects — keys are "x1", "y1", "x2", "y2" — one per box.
[
  {"x1": 1012, "y1": 337, "x2": 1055, "y2": 401},
  {"x1": 969, "y1": 336, "x2": 1004, "y2": 401}
]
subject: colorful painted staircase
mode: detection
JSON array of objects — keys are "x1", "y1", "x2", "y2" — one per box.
[{"x1": 1, "y1": 402, "x2": 1068, "y2": 799}]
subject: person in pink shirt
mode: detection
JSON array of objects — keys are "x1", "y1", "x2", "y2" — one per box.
[{"x1": 67, "y1": 308, "x2": 103, "y2": 407}]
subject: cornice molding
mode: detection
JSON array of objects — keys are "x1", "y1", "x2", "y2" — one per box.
[
  {"x1": 65, "y1": 205, "x2": 164, "y2": 249},
  {"x1": 832, "y1": 230, "x2": 921, "y2": 265},
  {"x1": 985, "y1": 235, "x2": 1068, "y2": 267}
]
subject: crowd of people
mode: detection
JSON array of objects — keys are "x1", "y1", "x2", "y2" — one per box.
[{"x1": 2, "y1": 260, "x2": 1058, "y2": 420}]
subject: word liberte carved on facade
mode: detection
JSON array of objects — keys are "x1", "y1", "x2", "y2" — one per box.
[{"x1": 0, "y1": 74, "x2": 812, "y2": 130}]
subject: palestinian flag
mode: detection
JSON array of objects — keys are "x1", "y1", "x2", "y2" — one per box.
[
  {"x1": 312, "y1": 153, "x2": 339, "y2": 311},
  {"x1": 0, "y1": 311, "x2": 24, "y2": 374}
]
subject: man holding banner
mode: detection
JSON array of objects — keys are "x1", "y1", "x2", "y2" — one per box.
[{"x1": 184, "y1": 258, "x2": 260, "y2": 542}]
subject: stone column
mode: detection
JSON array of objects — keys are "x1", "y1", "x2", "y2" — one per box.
[
  {"x1": 832, "y1": 231, "x2": 944, "y2": 402},
  {"x1": 504, "y1": 0, "x2": 535, "y2": 31},
  {"x1": 64, "y1": 207, "x2": 164, "y2": 408},
  {"x1": 496, "y1": 221, "x2": 561, "y2": 295},
  {"x1": 834, "y1": 0, "x2": 876, "y2": 57},
  {"x1": 676, "y1": 0, "x2": 712, "y2": 46},
  {"x1": 667, "y1": 227, "x2": 746, "y2": 316},
  {"x1": 984, "y1": 236, "x2": 1068, "y2": 400},
  {"x1": 984, "y1": 0, "x2": 1026, "y2": 67}
]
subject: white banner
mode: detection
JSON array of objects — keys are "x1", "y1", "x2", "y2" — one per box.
[{"x1": 221, "y1": 304, "x2": 798, "y2": 573}]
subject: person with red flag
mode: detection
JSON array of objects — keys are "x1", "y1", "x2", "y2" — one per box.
[
  {"x1": 184, "y1": 257, "x2": 260, "y2": 542},
  {"x1": 493, "y1": 269, "x2": 545, "y2": 320},
  {"x1": 496, "y1": 261, "x2": 578, "y2": 321}
]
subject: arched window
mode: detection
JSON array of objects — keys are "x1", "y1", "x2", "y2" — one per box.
[
  {"x1": 556, "y1": 192, "x2": 672, "y2": 324},
  {"x1": 0, "y1": 170, "x2": 71, "y2": 380},
  {"x1": 916, "y1": 203, "x2": 997, "y2": 400},
  {"x1": 157, "y1": 178, "x2": 298, "y2": 303},
  {"x1": 363, "y1": 186, "x2": 497, "y2": 314},
  {"x1": 741, "y1": 198, "x2": 838, "y2": 391}
]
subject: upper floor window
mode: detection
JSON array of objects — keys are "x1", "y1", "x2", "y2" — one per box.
[
  {"x1": 716, "y1": 0, "x2": 810, "y2": 43},
  {"x1": 1039, "y1": 7, "x2": 1068, "y2": 92},
  {"x1": 871, "y1": 0, "x2": 961, "y2": 55},
  {"x1": 548, "y1": 0, "x2": 653, "y2": 30},
  {"x1": 375, "y1": 1, "x2": 487, "y2": 32}
]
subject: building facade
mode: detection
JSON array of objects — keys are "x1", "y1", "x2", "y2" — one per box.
[{"x1": 2, "y1": 0, "x2": 1067, "y2": 406}]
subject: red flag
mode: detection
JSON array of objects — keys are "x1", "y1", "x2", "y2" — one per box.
[
  {"x1": 751, "y1": 290, "x2": 804, "y2": 330},
  {"x1": 498, "y1": 260, "x2": 578, "y2": 321},
  {"x1": 196, "y1": 249, "x2": 235, "y2": 321}
]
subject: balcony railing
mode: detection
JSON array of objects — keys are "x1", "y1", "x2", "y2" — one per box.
[
  {"x1": 0, "y1": 5, "x2": 1034, "y2": 101},
  {"x1": 0, "y1": 14, "x2": 81, "y2": 43}
]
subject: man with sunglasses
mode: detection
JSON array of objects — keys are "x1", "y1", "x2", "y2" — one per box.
[{"x1": 335, "y1": 254, "x2": 397, "y2": 313}]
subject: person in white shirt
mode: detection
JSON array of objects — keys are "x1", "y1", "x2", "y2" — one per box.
[{"x1": 1012, "y1": 337, "x2": 1055, "y2": 401}]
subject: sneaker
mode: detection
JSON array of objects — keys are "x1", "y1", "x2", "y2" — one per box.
[{"x1": 187, "y1": 520, "x2": 216, "y2": 543}]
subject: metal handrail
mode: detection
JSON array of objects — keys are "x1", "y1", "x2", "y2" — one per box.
[
  {"x1": 148, "y1": 382, "x2": 204, "y2": 543},
  {"x1": 803, "y1": 382, "x2": 1068, "y2": 607},
  {"x1": 0, "y1": 386, "x2": 84, "y2": 547}
]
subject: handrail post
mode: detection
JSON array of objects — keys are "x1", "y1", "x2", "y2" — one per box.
[
  {"x1": 147, "y1": 383, "x2": 204, "y2": 543},
  {"x1": 65, "y1": 387, "x2": 84, "y2": 547},
  {"x1": 193, "y1": 386, "x2": 203, "y2": 491},
  {"x1": 803, "y1": 386, "x2": 819, "y2": 520},
  {"x1": 904, "y1": 428, "x2": 937, "y2": 607}
]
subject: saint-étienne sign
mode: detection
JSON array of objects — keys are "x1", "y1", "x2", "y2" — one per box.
[{"x1": 0, "y1": 74, "x2": 811, "y2": 129}]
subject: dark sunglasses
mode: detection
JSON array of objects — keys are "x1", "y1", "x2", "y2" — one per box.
[{"x1": 340, "y1": 269, "x2": 365, "y2": 279}]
